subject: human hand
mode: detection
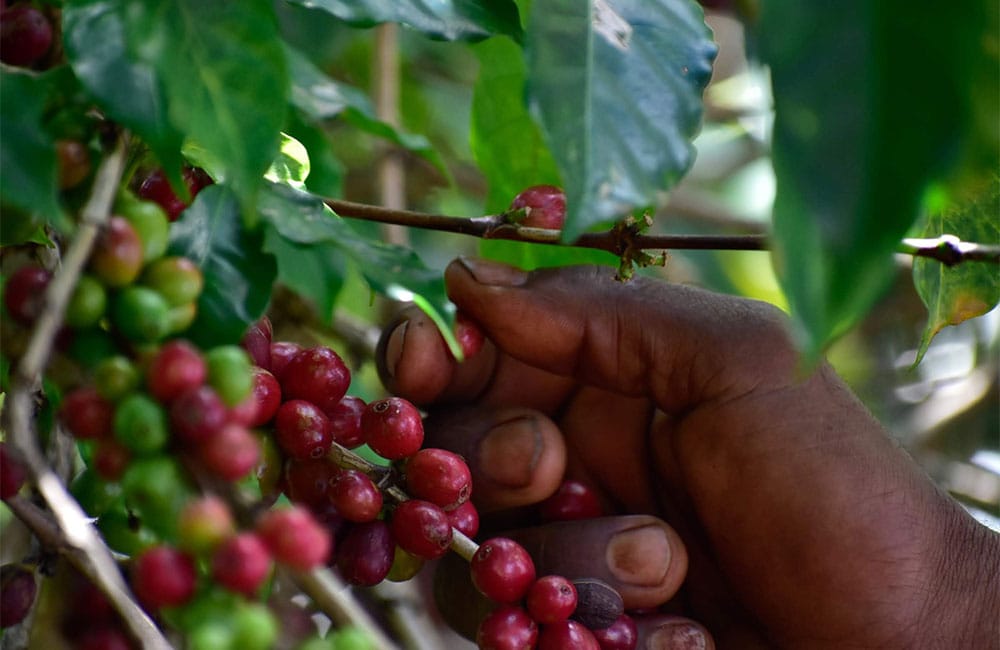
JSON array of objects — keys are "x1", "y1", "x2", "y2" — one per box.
[{"x1": 378, "y1": 258, "x2": 999, "y2": 649}]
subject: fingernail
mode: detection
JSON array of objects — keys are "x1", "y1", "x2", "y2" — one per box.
[
  {"x1": 606, "y1": 524, "x2": 670, "y2": 586},
  {"x1": 457, "y1": 257, "x2": 528, "y2": 287},
  {"x1": 477, "y1": 416, "x2": 542, "y2": 488},
  {"x1": 383, "y1": 320, "x2": 408, "y2": 378},
  {"x1": 647, "y1": 622, "x2": 707, "y2": 650}
]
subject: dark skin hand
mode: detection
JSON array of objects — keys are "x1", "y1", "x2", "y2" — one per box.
[{"x1": 378, "y1": 258, "x2": 1000, "y2": 649}]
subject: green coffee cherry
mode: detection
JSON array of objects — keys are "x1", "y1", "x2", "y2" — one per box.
[
  {"x1": 65, "y1": 275, "x2": 107, "y2": 328},
  {"x1": 141, "y1": 256, "x2": 204, "y2": 306},
  {"x1": 94, "y1": 355, "x2": 140, "y2": 401},
  {"x1": 206, "y1": 345, "x2": 253, "y2": 406},
  {"x1": 118, "y1": 195, "x2": 170, "y2": 262},
  {"x1": 113, "y1": 393, "x2": 168, "y2": 454},
  {"x1": 112, "y1": 286, "x2": 171, "y2": 343}
]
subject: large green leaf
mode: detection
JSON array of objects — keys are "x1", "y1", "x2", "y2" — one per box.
[
  {"x1": 526, "y1": 0, "x2": 716, "y2": 242},
  {"x1": 257, "y1": 182, "x2": 461, "y2": 355},
  {"x1": 0, "y1": 71, "x2": 62, "y2": 231},
  {"x1": 167, "y1": 185, "x2": 277, "y2": 347},
  {"x1": 284, "y1": 0, "x2": 522, "y2": 42},
  {"x1": 285, "y1": 46, "x2": 445, "y2": 175},
  {"x1": 62, "y1": 0, "x2": 183, "y2": 176},
  {"x1": 761, "y1": 0, "x2": 995, "y2": 357},
  {"x1": 263, "y1": 228, "x2": 347, "y2": 324},
  {"x1": 913, "y1": 183, "x2": 1000, "y2": 363},
  {"x1": 126, "y1": 0, "x2": 288, "y2": 202}
]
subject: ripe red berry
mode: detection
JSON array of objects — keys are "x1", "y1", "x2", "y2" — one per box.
[
  {"x1": 60, "y1": 386, "x2": 114, "y2": 440},
  {"x1": 241, "y1": 316, "x2": 273, "y2": 370},
  {"x1": 592, "y1": 614, "x2": 638, "y2": 650},
  {"x1": 56, "y1": 140, "x2": 92, "y2": 190},
  {"x1": 0, "y1": 566, "x2": 37, "y2": 628},
  {"x1": 184, "y1": 166, "x2": 214, "y2": 196},
  {"x1": 92, "y1": 439, "x2": 131, "y2": 481},
  {"x1": 0, "y1": 5, "x2": 52, "y2": 67},
  {"x1": 135, "y1": 166, "x2": 211, "y2": 221},
  {"x1": 389, "y1": 499, "x2": 452, "y2": 560},
  {"x1": 283, "y1": 457, "x2": 337, "y2": 507},
  {"x1": 246, "y1": 367, "x2": 281, "y2": 427},
  {"x1": 539, "y1": 619, "x2": 600, "y2": 650},
  {"x1": 454, "y1": 312, "x2": 485, "y2": 359},
  {"x1": 170, "y1": 386, "x2": 228, "y2": 443},
  {"x1": 470, "y1": 538, "x2": 536, "y2": 604},
  {"x1": 539, "y1": 479, "x2": 604, "y2": 522},
  {"x1": 90, "y1": 216, "x2": 145, "y2": 287},
  {"x1": 4, "y1": 265, "x2": 51, "y2": 325},
  {"x1": 75, "y1": 627, "x2": 133, "y2": 650},
  {"x1": 227, "y1": 390, "x2": 261, "y2": 427},
  {"x1": 280, "y1": 347, "x2": 351, "y2": 414},
  {"x1": 146, "y1": 340, "x2": 206, "y2": 403},
  {"x1": 268, "y1": 341, "x2": 302, "y2": 381},
  {"x1": 212, "y1": 533, "x2": 273, "y2": 596},
  {"x1": 200, "y1": 422, "x2": 261, "y2": 481},
  {"x1": 527, "y1": 575, "x2": 578, "y2": 624},
  {"x1": 361, "y1": 397, "x2": 424, "y2": 460},
  {"x1": 510, "y1": 185, "x2": 567, "y2": 230},
  {"x1": 476, "y1": 606, "x2": 538, "y2": 650},
  {"x1": 328, "y1": 469, "x2": 382, "y2": 523},
  {"x1": 274, "y1": 399, "x2": 333, "y2": 460},
  {"x1": 335, "y1": 520, "x2": 394, "y2": 587},
  {"x1": 446, "y1": 499, "x2": 480, "y2": 538},
  {"x1": 131, "y1": 545, "x2": 197, "y2": 609},
  {"x1": 404, "y1": 448, "x2": 472, "y2": 511},
  {"x1": 325, "y1": 395, "x2": 365, "y2": 448},
  {"x1": 256, "y1": 506, "x2": 332, "y2": 571}
]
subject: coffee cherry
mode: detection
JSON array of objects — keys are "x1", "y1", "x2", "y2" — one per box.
[
  {"x1": 75, "y1": 627, "x2": 132, "y2": 650},
  {"x1": 539, "y1": 479, "x2": 604, "y2": 522},
  {"x1": 0, "y1": 443, "x2": 26, "y2": 500},
  {"x1": 470, "y1": 538, "x2": 536, "y2": 604},
  {"x1": 241, "y1": 316, "x2": 273, "y2": 370},
  {"x1": 231, "y1": 602, "x2": 279, "y2": 650},
  {"x1": 446, "y1": 499, "x2": 480, "y2": 538},
  {"x1": 329, "y1": 627, "x2": 375, "y2": 650},
  {"x1": 510, "y1": 185, "x2": 566, "y2": 230},
  {"x1": 275, "y1": 399, "x2": 333, "y2": 460},
  {"x1": 390, "y1": 499, "x2": 452, "y2": 560},
  {"x1": 131, "y1": 545, "x2": 197, "y2": 609},
  {"x1": 227, "y1": 390, "x2": 261, "y2": 427},
  {"x1": 4, "y1": 265, "x2": 50, "y2": 325},
  {"x1": 206, "y1": 345, "x2": 253, "y2": 407},
  {"x1": 60, "y1": 386, "x2": 114, "y2": 440},
  {"x1": 385, "y1": 546, "x2": 425, "y2": 583},
  {"x1": 284, "y1": 457, "x2": 337, "y2": 507},
  {"x1": 97, "y1": 508, "x2": 158, "y2": 556},
  {"x1": 268, "y1": 341, "x2": 302, "y2": 380},
  {"x1": 141, "y1": 257, "x2": 204, "y2": 306},
  {"x1": 184, "y1": 165, "x2": 214, "y2": 196},
  {"x1": 335, "y1": 519, "x2": 394, "y2": 586},
  {"x1": 328, "y1": 469, "x2": 382, "y2": 523},
  {"x1": 166, "y1": 302, "x2": 197, "y2": 334},
  {"x1": 454, "y1": 312, "x2": 485, "y2": 359},
  {"x1": 90, "y1": 217, "x2": 145, "y2": 287},
  {"x1": 93, "y1": 355, "x2": 140, "y2": 401},
  {"x1": 325, "y1": 395, "x2": 366, "y2": 448},
  {"x1": 476, "y1": 606, "x2": 538, "y2": 650},
  {"x1": 56, "y1": 139, "x2": 92, "y2": 190},
  {"x1": 118, "y1": 195, "x2": 170, "y2": 262},
  {"x1": 245, "y1": 367, "x2": 281, "y2": 427},
  {"x1": 212, "y1": 533, "x2": 272, "y2": 596},
  {"x1": 178, "y1": 495, "x2": 235, "y2": 554},
  {"x1": 256, "y1": 506, "x2": 332, "y2": 571},
  {"x1": 361, "y1": 397, "x2": 424, "y2": 460},
  {"x1": 120, "y1": 456, "x2": 192, "y2": 538},
  {"x1": 280, "y1": 346, "x2": 351, "y2": 414},
  {"x1": 170, "y1": 386, "x2": 228, "y2": 443},
  {"x1": 200, "y1": 422, "x2": 261, "y2": 481},
  {"x1": 591, "y1": 613, "x2": 638, "y2": 650},
  {"x1": 0, "y1": 566, "x2": 37, "y2": 627},
  {"x1": 527, "y1": 575, "x2": 578, "y2": 624},
  {"x1": 65, "y1": 274, "x2": 107, "y2": 328},
  {"x1": 146, "y1": 340, "x2": 206, "y2": 403},
  {"x1": 404, "y1": 447, "x2": 472, "y2": 511},
  {"x1": 135, "y1": 169, "x2": 185, "y2": 221},
  {"x1": 92, "y1": 439, "x2": 131, "y2": 481},
  {"x1": 113, "y1": 393, "x2": 169, "y2": 455},
  {"x1": 538, "y1": 619, "x2": 600, "y2": 650},
  {"x1": 111, "y1": 286, "x2": 171, "y2": 343},
  {"x1": 0, "y1": 5, "x2": 52, "y2": 67}
]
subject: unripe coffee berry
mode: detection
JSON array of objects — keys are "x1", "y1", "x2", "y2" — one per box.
[
  {"x1": 178, "y1": 495, "x2": 235, "y2": 554},
  {"x1": 113, "y1": 393, "x2": 169, "y2": 455},
  {"x1": 361, "y1": 397, "x2": 424, "y2": 460},
  {"x1": 200, "y1": 422, "x2": 261, "y2": 481},
  {"x1": 111, "y1": 286, "x2": 171, "y2": 343},
  {"x1": 206, "y1": 345, "x2": 254, "y2": 407},
  {"x1": 90, "y1": 216, "x2": 145, "y2": 287},
  {"x1": 65, "y1": 275, "x2": 107, "y2": 328},
  {"x1": 141, "y1": 256, "x2": 203, "y2": 306}
]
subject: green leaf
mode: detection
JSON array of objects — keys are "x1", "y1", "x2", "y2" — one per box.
[
  {"x1": 470, "y1": 36, "x2": 561, "y2": 214},
  {"x1": 0, "y1": 70, "x2": 63, "y2": 229},
  {"x1": 127, "y1": 0, "x2": 289, "y2": 202},
  {"x1": 285, "y1": 46, "x2": 446, "y2": 175},
  {"x1": 167, "y1": 185, "x2": 277, "y2": 347},
  {"x1": 284, "y1": 0, "x2": 523, "y2": 42},
  {"x1": 265, "y1": 133, "x2": 311, "y2": 188},
  {"x1": 263, "y1": 228, "x2": 346, "y2": 324},
  {"x1": 761, "y1": 0, "x2": 996, "y2": 357},
  {"x1": 257, "y1": 182, "x2": 461, "y2": 356},
  {"x1": 913, "y1": 183, "x2": 1000, "y2": 364},
  {"x1": 62, "y1": 0, "x2": 184, "y2": 175},
  {"x1": 285, "y1": 113, "x2": 345, "y2": 197},
  {"x1": 526, "y1": 0, "x2": 716, "y2": 242}
]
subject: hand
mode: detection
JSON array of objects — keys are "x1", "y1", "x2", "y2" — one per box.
[{"x1": 378, "y1": 258, "x2": 999, "y2": 649}]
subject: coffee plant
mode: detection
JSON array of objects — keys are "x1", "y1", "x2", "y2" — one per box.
[{"x1": 1, "y1": 0, "x2": 996, "y2": 649}]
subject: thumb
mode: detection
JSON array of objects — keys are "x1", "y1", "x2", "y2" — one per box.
[{"x1": 445, "y1": 257, "x2": 798, "y2": 412}]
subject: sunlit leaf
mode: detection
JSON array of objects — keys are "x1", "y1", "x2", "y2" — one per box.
[{"x1": 265, "y1": 133, "x2": 311, "y2": 188}]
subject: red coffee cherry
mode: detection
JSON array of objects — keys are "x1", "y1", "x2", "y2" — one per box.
[
  {"x1": 131, "y1": 545, "x2": 197, "y2": 609},
  {"x1": 90, "y1": 216, "x2": 145, "y2": 287},
  {"x1": 0, "y1": 443, "x2": 27, "y2": 500},
  {"x1": 199, "y1": 422, "x2": 261, "y2": 481},
  {"x1": 283, "y1": 457, "x2": 338, "y2": 507},
  {"x1": 4, "y1": 265, "x2": 51, "y2": 325},
  {"x1": 446, "y1": 499, "x2": 480, "y2": 539},
  {"x1": 404, "y1": 447, "x2": 472, "y2": 511},
  {"x1": 136, "y1": 169, "x2": 186, "y2": 221},
  {"x1": 361, "y1": 397, "x2": 424, "y2": 460},
  {"x1": 268, "y1": 341, "x2": 302, "y2": 381},
  {"x1": 476, "y1": 605, "x2": 538, "y2": 650},
  {"x1": 280, "y1": 346, "x2": 351, "y2": 414},
  {"x1": 170, "y1": 386, "x2": 228, "y2": 444},
  {"x1": 592, "y1": 613, "x2": 638, "y2": 650},
  {"x1": 246, "y1": 367, "x2": 281, "y2": 427},
  {"x1": 390, "y1": 500, "x2": 452, "y2": 560},
  {"x1": 538, "y1": 619, "x2": 600, "y2": 650},
  {"x1": 274, "y1": 399, "x2": 333, "y2": 460},
  {"x1": 241, "y1": 316, "x2": 273, "y2": 370},
  {"x1": 212, "y1": 533, "x2": 273, "y2": 596},
  {"x1": 454, "y1": 312, "x2": 485, "y2": 359},
  {"x1": 328, "y1": 469, "x2": 383, "y2": 523},
  {"x1": 60, "y1": 386, "x2": 114, "y2": 440},
  {"x1": 146, "y1": 340, "x2": 206, "y2": 403},
  {"x1": 0, "y1": 5, "x2": 52, "y2": 67},
  {"x1": 56, "y1": 140, "x2": 92, "y2": 190},
  {"x1": 92, "y1": 439, "x2": 131, "y2": 481},
  {"x1": 470, "y1": 538, "x2": 536, "y2": 604},
  {"x1": 539, "y1": 479, "x2": 604, "y2": 522},
  {"x1": 509, "y1": 185, "x2": 567, "y2": 230},
  {"x1": 0, "y1": 566, "x2": 37, "y2": 628},
  {"x1": 335, "y1": 520, "x2": 394, "y2": 587},
  {"x1": 75, "y1": 627, "x2": 132, "y2": 650},
  {"x1": 527, "y1": 575, "x2": 578, "y2": 624},
  {"x1": 325, "y1": 395, "x2": 366, "y2": 449},
  {"x1": 256, "y1": 506, "x2": 332, "y2": 571}
]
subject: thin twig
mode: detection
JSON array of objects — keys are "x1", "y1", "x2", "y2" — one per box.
[
  {"x1": 3, "y1": 133, "x2": 171, "y2": 650},
  {"x1": 290, "y1": 568, "x2": 399, "y2": 650},
  {"x1": 901, "y1": 235, "x2": 1000, "y2": 266}
]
